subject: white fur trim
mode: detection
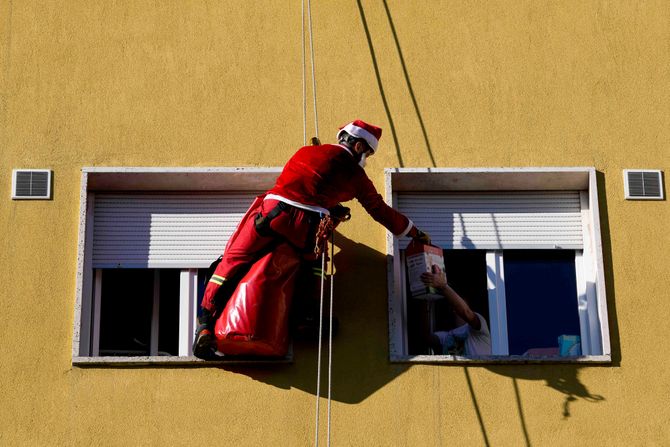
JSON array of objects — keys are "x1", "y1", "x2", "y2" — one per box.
[
  {"x1": 399, "y1": 219, "x2": 414, "y2": 237},
  {"x1": 264, "y1": 194, "x2": 330, "y2": 215},
  {"x1": 337, "y1": 123, "x2": 379, "y2": 151}
]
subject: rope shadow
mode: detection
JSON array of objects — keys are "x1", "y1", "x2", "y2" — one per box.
[
  {"x1": 463, "y1": 367, "x2": 491, "y2": 447},
  {"x1": 512, "y1": 377, "x2": 532, "y2": 447},
  {"x1": 382, "y1": 0, "x2": 437, "y2": 167},
  {"x1": 355, "y1": 0, "x2": 404, "y2": 167}
]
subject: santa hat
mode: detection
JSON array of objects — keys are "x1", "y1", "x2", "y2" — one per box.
[{"x1": 336, "y1": 120, "x2": 382, "y2": 152}]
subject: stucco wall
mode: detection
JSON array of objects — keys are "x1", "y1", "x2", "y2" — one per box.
[{"x1": 1, "y1": 1, "x2": 668, "y2": 445}]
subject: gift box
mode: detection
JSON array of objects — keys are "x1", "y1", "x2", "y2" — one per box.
[{"x1": 405, "y1": 241, "x2": 445, "y2": 300}]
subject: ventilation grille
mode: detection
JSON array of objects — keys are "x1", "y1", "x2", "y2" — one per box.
[
  {"x1": 12, "y1": 169, "x2": 52, "y2": 199},
  {"x1": 624, "y1": 170, "x2": 664, "y2": 200}
]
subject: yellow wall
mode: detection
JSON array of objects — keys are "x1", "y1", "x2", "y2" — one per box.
[{"x1": 1, "y1": 1, "x2": 668, "y2": 445}]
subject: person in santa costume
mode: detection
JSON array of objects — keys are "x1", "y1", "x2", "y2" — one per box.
[{"x1": 193, "y1": 119, "x2": 431, "y2": 359}]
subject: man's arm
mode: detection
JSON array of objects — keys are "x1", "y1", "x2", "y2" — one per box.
[
  {"x1": 354, "y1": 172, "x2": 414, "y2": 236},
  {"x1": 420, "y1": 265, "x2": 481, "y2": 330}
]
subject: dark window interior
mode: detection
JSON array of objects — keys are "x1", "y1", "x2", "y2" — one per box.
[
  {"x1": 503, "y1": 250, "x2": 580, "y2": 355},
  {"x1": 406, "y1": 248, "x2": 581, "y2": 357},
  {"x1": 99, "y1": 269, "x2": 180, "y2": 356},
  {"x1": 158, "y1": 269, "x2": 180, "y2": 356},
  {"x1": 407, "y1": 250, "x2": 489, "y2": 355}
]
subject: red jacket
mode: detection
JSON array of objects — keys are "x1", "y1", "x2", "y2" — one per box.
[{"x1": 268, "y1": 144, "x2": 411, "y2": 236}]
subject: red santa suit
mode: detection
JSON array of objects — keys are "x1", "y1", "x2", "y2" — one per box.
[{"x1": 200, "y1": 143, "x2": 413, "y2": 313}]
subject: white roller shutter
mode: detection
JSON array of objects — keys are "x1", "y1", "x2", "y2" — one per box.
[
  {"x1": 397, "y1": 191, "x2": 583, "y2": 250},
  {"x1": 92, "y1": 193, "x2": 259, "y2": 268}
]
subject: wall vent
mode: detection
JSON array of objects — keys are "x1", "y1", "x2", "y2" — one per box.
[
  {"x1": 623, "y1": 170, "x2": 664, "y2": 200},
  {"x1": 11, "y1": 169, "x2": 52, "y2": 200}
]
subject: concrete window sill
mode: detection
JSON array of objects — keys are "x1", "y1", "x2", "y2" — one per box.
[
  {"x1": 390, "y1": 354, "x2": 612, "y2": 365},
  {"x1": 73, "y1": 355, "x2": 293, "y2": 367}
]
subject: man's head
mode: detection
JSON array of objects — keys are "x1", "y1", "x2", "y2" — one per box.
[{"x1": 337, "y1": 120, "x2": 382, "y2": 167}]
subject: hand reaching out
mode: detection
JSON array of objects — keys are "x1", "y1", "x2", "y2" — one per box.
[{"x1": 420, "y1": 264, "x2": 447, "y2": 290}]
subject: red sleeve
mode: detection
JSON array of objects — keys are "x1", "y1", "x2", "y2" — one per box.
[{"x1": 354, "y1": 172, "x2": 412, "y2": 236}]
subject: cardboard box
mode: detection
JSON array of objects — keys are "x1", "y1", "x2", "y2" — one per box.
[{"x1": 405, "y1": 242, "x2": 445, "y2": 300}]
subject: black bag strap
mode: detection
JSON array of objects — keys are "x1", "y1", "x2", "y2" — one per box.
[{"x1": 254, "y1": 201, "x2": 287, "y2": 237}]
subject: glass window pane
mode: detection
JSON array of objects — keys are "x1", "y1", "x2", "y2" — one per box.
[
  {"x1": 99, "y1": 269, "x2": 180, "y2": 356},
  {"x1": 503, "y1": 250, "x2": 580, "y2": 356},
  {"x1": 158, "y1": 269, "x2": 181, "y2": 356},
  {"x1": 99, "y1": 269, "x2": 154, "y2": 356}
]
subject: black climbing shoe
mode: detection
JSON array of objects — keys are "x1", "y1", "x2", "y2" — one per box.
[
  {"x1": 193, "y1": 324, "x2": 217, "y2": 360},
  {"x1": 192, "y1": 309, "x2": 218, "y2": 360}
]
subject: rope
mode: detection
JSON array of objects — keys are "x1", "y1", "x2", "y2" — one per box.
[
  {"x1": 314, "y1": 231, "x2": 335, "y2": 447},
  {"x1": 307, "y1": 0, "x2": 319, "y2": 139},
  {"x1": 302, "y1": 2, "x2": 329, "y2": 445},
  {"x1": 326, "y1": 231, "x2": 335, "y2": 445},
  {"x1": 301, "y1": 0, "x2": 307, "y2": 146},
  {"x1": 314, "y1": 248, "x2": 326, "y2": 447}
]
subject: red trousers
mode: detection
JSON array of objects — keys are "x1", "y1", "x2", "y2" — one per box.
[{"x1": 201, "y1": 196, "x2": 321, "y2": 313}]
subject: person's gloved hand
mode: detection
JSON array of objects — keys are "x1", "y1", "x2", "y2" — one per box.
[
  {"x1": 413, "y1": 228, "x2": 431, "y2": 245},
  {"x1": 330, "y1": 204, "x2": 351, "y2": 222}
]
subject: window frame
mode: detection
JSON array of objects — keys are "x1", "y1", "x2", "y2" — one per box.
[
  {"x1": 89, "y1": 267, "x2": 195, "y2": 357},
  {"x1": 385, "y1": 167, "x2": 611, "y2": 364},
  {"x1": 72, "y1": 167, "x2": 285, "y2": 366}
]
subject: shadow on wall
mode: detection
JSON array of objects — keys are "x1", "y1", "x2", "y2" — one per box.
[
  {"x1": 211, "y1": 201, "x2": 613, "y2": 441},
  {"x1": 487, "y1": 365, "x2": 605, "y2": 416},
  {"x1": 216, "y1": 233, "x2": 606, "y2": 420},
  {"x1": 213, "y1": 2, "x2": 621, "y2": 430},
  {"x1": 215, "y1": 230, "x2": 410, "y2": 404},
  {"x1": 596, "y1": 171, "x2": 621, "y2": 366},
  {"x1": 355, "y1": 0, "x2": 438, "y2": 168},
  {"x1": 463, "y1": 366, "x2": 605, "y2": 447}
]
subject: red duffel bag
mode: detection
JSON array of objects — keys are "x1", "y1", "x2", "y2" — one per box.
[{"x1": 214, "y1": 242, "x2": 301, "y2": 356}]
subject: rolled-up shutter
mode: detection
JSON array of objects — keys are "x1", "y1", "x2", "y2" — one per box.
[
  {"x1": 397, "y1": 191, "x2": 583, "y2": 250},
  {"x1": 92, "y1": 193, "x2": 259, "y2": 268}
]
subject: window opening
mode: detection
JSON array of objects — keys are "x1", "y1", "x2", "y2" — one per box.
[
  {"x1": 502, "y1": 250, "x2": 580, "y2": 356},
  {"x1": 386, "y1": 168, "x2": 611, "y2": 362},
  {"x1": 158, "y1": 269, "x2": 181, "y2": 356},
  {"x1": 406, "y1": 250, "x2": 488, "y2": 355},
  {"x1": 97, "y1": 269, "x2": 180, "y2": 356}
]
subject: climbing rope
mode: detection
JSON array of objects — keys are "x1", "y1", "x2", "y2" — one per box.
[
  {"x1": 301, "y1": 0, "x2": 307, "y2": 145},
  {"x1": 314, "y1": 230, "x2": 336, "y2": 447},
  {"x1": 314, "y1": 243, "x2": 326, "y2": 447},
  {"x1": 301, "y1": 2, "x2": 331, "y2": 445},
  {"x1": 303, "y1": 0, "x2": 319, "y2": 144},
  {"x1": 326, "y1": 231, "x2": 335, "y2": 445}
]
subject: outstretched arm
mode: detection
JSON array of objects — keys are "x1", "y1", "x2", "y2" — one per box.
[{"x1": 421, "y1": 265, "x2": 481, "y2": 330}]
